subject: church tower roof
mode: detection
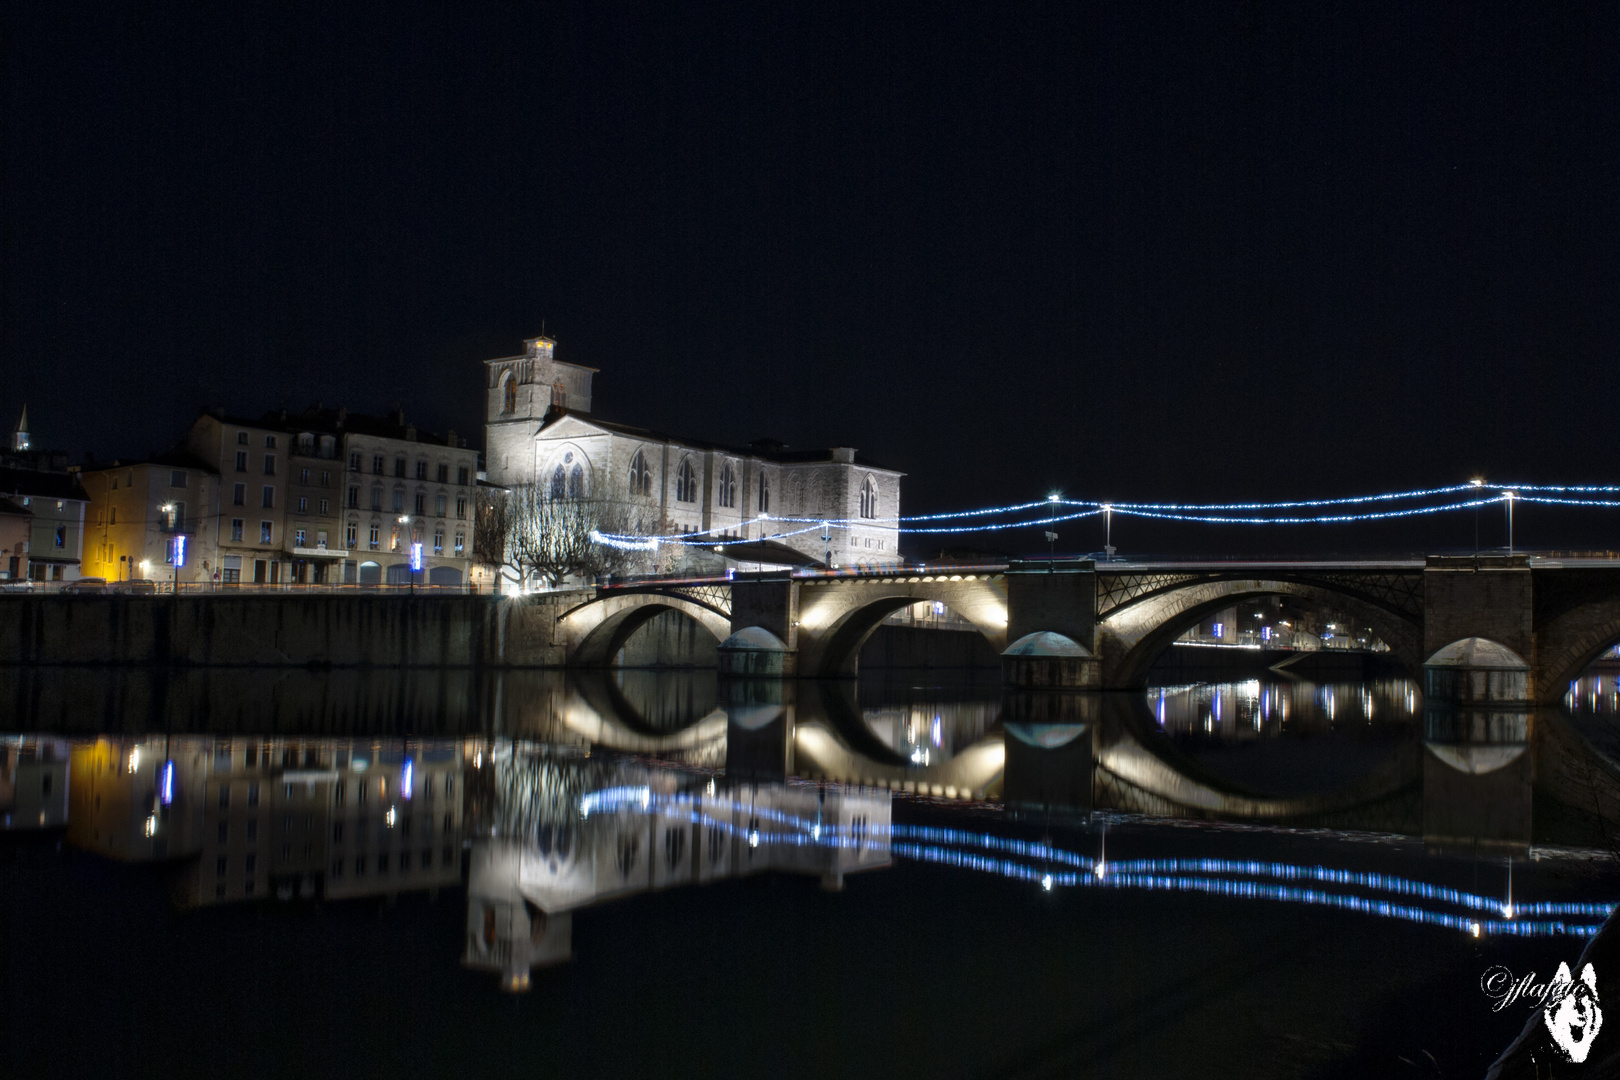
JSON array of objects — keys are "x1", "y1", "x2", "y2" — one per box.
[{"x1": 10, "y1": 405, "x2": 27, "y2": 452}]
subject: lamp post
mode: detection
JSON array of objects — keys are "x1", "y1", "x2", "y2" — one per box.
[
  {"x1": 1470, "y1": 477, "x2": 1484, "y2": 554},
  {"x1": 821, "y1": 521, "x2": 832, "y2": 571},
  {"x1": 1046, "y1": 493, "x2": 1060, "y2": 571},
  {"x1": 1505, "y1": 491, "x2": 1516, "y2": 557},
  {"x1": 1102, "y1": 504, "x2": 1115, "y2": 562},
  {"x1": 398, "y1": 515, "x2": 415, "y2": 592}
]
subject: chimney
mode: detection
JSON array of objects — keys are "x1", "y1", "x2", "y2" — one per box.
[
  {"x1": 337, "y1": 405, "x2": 348, "y2": 426},
  {"x1": 406, "y1": 425, "x2": 417, "y2": 442},
  {"x1": 446, "y1": 428, "x2": 456, "y2": 447},
  {"x1": 830, "y1": 447, "x2": 857, "y2": 464}
]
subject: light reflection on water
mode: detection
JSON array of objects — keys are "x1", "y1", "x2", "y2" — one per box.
[{"x1": 1146, "y1": 677, "x2": 1422, "y2": 740}]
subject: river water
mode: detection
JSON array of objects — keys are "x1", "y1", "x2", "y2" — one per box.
[{"x1": 5, "y1": 665, "x2": 1620, "y2": 1078}]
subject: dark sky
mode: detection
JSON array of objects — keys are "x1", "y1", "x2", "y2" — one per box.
[{"x1": 5, "y1": 3, "x2": 1619, "y2": 554}]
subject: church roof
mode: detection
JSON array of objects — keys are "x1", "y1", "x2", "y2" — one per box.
[{"x1": 535, "y1": 408, "x2": 902, "y2": 472}]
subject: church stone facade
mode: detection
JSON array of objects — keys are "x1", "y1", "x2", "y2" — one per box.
[{"x1": 483, "y1": 336, "x2": 902, "y2": 568}]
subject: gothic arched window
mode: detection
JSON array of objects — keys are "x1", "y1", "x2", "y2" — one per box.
[
  {"x1": 628, "y1": 450, "x2": 651, "y2": 496},
  {"x1": 675, "y1": 458, "x2": 697, "y2": 503},
  {"x1": 860, "y1": 475, "x2": 877, "y2": 518},
  {"x1": 502, "y1": 373, "x2": 517, "y2": 415},
  {"x1": 757, "y1": 472, "x2": 770, "y2": 514},
  {"x1": 550, "y1": 464, "x2": 566, "y2": 500},
  {"x1": 551, "y1": 381, "x2": 566, "y2": 410},
  {"x1": 568, "y1": 463, "x2": 585, "y2": 498},
  {"x1": 718, "y1": 462, "x2": 737, "y2": 508}
]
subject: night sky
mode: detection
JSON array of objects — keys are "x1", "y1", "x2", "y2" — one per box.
[{"x1": 5, "y1": 3, "x2": 1620, "y2": 554}]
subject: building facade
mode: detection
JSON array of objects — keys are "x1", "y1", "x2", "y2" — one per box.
[
  {"x1": 483, "y1": 335, "x2": 903, "y2": 571},
  {"x1": 1, "y1": 409, "x2": 89, "y2": 583},
  {"x1": 180, "y1": 407, "x2": 479, "y2": 586},
  {"x1": 81, "y1": 453, "x2": 219, "y2": 585}
]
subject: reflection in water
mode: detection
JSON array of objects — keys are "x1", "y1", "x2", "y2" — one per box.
[
  {"x1": 894, "y1": 825, "x2": 1608, "y2": 938},
  {"x1": 62, "y1": 735, "x2": 470, "y2": 904},
  {"x1": 1148, "y1": 677, "x2": 1421, "y2": 738},
  {"x1": 862, "y1": 698, "x2": 999, "y2": 765},
  {"x1": 466, "y1": 743, "x2": 892, "y2": 989},
  {"x1": 1, "y1": 735, "x2": 69, "y2": 831}
]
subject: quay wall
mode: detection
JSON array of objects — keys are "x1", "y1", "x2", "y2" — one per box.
[{"x1": 0, "y1": 593, "x2": 587, "y2": 669}]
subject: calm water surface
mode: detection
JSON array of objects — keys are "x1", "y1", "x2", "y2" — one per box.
[{"x1": 5, "y1": 666, "x2": 1620, "y2": 1078}]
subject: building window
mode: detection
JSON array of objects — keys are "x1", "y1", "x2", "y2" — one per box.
[
  {"x1": 231, "y1": 519, "x2": 244, "y2": 541},
  {"x1": 298, "y1": 468, "x2": 310, "y2": 485},
  {"x1": 628, "y1": 450, "x2": 651, "y2": 496},
  {"x1": 262, "y1": 486, "x2": 274, "y2": 508},
  {"x1": 414, "y1": 461, "x2": 426, "y2": 481},
  {"x1": 347, "y1": 486, "x2": 359, "y2": 509},
  {"x1": 233, "y1": 483, "x2": 245, "y2": 506},
  {"x1": 297, "y1": 496, "x2": 309, "y2": 514},
  {"x1": 436, "y1": 463, "x2": 448, "y2": 483},
  {"x1": 370, "y1": 487, "x2": 382, "y2": 511},
  {"x1": 568, "y1": 464, "x2": 584, "y2": 498},
  {"x1": 860, "y1": 475, "x2": 877, "y2": 518},
  {"x1": 414, "y1": 493, "x2": 425, "y2": 514},
  {"x1": 551, "y1": 381, "x2": 566, "y2": 409},
  {"x1": 170, "y1": 470, "x2": 186, "y2": 487},
  {"x1": 294, "y1": 529, "x2": 306, "y2": 547},
  {"x1": 369, "y1": 524, "x2": 380, "y2": 549},
  {"x1": 260, "y1": 521, "x2": 273, "y2": 544},
  {"x1": 108, "y1": 507, "x2": 116, "y2": 525},
  {"x1": 394, "y1": 458, "x2": 406, "y2": 478},
  {"x1": 718, "y1": 462, "x2": 736, "y2": 508},
  {"x1": 457, "y1": 466, "x2": 469, "y2": 486},
  {"x1": 502, "y1": 373, "x2": 517, "y2": 415},
  {"x1": 393, "y1": 490, "x2": 404, "y2": 513},
  {"x1": 318, "y1": 499, "x2": 328, "y2": 515},
  {"x1": 54, "y1": 526, "x2": 65, "y2": 548},
  {"x1": 433, "y1": 528, "x2": 444, "y2": 554},
  {"x1": 264, "y1": 435, "x2": 276, "y2": 449},
  {"x1": 238, "y1": 431, "x2": 248, "y2": 445},
  {"x1": 235, "y1": 451, "x2": 247, "y2": 471},
  {"x1": 349, "y1": 451, "x2": 361, "y2": 472},
  {"x1": 758, "y1": 472, "x2": 770, "y2": 513},
  {"x1": 434, "y1": 494, "x2": 446, "y2": 516},
  {"x1": 320, "y1": 470, "x2": 330, "y2": 487},
  {"x1": 372, "y1": 454, "x2": 384, "y2": 475},
  {"x1": 675, "y1": 458, "x2": 697, "y2": 503},
  {"x1": 453, "y1": 531, "x2": 464, "y2": 554},
  {"x1": 455, "y1": 497, "x2": 467, "y2": 519},
  {"x1": 345, "y1": 523, "x2": 357, "y2": 548},
  {"x1": 550, "y1": 464, "x2": 566, "y2": 500}
]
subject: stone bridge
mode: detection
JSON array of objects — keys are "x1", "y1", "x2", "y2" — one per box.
[{"x1": 553, "y1": 555, "x2": 1620, "y2": 703}]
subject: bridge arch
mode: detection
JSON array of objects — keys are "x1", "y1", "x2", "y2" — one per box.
[
  {"x1": 793, "y1": 576, "x2": 1010, "y2": 678},
  {"x1": 1531, "y1": 605, "x2": 1620, "y2": 705},
  {"x1": 1097, "y1": 576, "x2": 1423, "y2": 689},
  {"x1": 558, "y1": 593, "x2": 731, "y2": 667}
]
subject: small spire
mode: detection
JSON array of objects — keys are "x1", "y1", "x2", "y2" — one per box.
[{"x1": 11, "y1": 405, "x2": 28, "y2": 452}]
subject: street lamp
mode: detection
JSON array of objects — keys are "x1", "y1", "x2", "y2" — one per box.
[
  {"x1": 1471, "y1": 477, "x2": 1484, "y2": 554},
  {"x1": 398, "y1": 515, "x2": 417, "y2": 592},
  {"x1": 821, "y1": 521, "x2": 832, "y2": 571},
  {"x1": 1046, "y1": 493, "x2": 1060, "y2": 570},
  {"x1": 1102, "y1": 504, "x2": 1115, "y2": 562},
  {"x1": 1505, "y1": 491, "x2": 1516, "y2": 557}
]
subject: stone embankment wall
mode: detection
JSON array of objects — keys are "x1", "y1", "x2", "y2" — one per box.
[{"x1": 0, "y1": 592, "x2": 589, "y2": 668}]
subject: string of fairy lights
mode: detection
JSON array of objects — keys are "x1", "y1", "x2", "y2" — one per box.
[{"x1": 591, "y1": 479, "x2": 1620, "y2": 549}]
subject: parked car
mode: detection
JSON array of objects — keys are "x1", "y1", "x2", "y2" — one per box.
[
  {"x1": 112, "y1": 580, "x2": 158, "y2": 595},
  {"x1": 60, "y1": 578, "x2": 108, "y2": 595},
  {"x1": 0, "y1": 578, "x2": 35, "y2": 592}
]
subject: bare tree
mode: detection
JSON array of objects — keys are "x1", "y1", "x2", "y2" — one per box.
[{"x1": 480, "y1": 483, "x2": 669, "y2": 588}]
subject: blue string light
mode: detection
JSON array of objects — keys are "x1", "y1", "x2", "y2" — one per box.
[{"x1": 588, "y1": 480, "x2": 1620, "y2": 548}]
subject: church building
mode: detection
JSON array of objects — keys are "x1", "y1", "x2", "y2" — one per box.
[{"x1": 482, "y1": 335, "x2": 903, "y2": 569}]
